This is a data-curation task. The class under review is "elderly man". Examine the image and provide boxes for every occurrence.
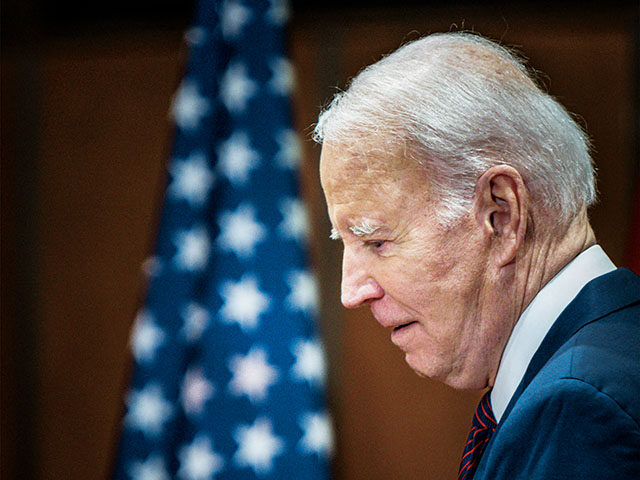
[315,32,639,479]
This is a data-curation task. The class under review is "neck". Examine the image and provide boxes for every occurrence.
[481,208,595,389]
[515,207,596,325]
[457,206,597,390]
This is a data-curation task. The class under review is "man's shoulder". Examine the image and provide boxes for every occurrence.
[562,300,640,416]
[525,281,640,421]
[525,303,640,426]
[481,369,640,479]
[558,267,640,416]
[475,270,640,479]
[501,267,640,419]
[480,314,640,479]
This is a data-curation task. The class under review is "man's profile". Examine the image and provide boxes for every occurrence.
[314,32,639,479]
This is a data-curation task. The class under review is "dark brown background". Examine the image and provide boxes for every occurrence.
[2,2,639,479]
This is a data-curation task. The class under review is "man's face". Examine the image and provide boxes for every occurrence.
[320,143,502,390]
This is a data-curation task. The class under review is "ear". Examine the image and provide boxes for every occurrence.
[474,165,528,267]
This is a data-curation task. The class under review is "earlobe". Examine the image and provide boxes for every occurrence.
[474,165,528,267]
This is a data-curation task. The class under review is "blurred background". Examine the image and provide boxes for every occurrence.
[2,1,639,479]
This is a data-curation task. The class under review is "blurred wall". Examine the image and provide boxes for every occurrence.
[292,5,639,479]
[2,28,186,479]
[2,2,638,480]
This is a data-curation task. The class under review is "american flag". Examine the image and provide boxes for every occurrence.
[112,1,333,478]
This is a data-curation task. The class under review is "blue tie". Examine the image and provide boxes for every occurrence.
[458,391,497,480]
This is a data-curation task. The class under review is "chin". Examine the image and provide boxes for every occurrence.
[405,353,487,391]
[404,353,449,383]
[443,375,488,391]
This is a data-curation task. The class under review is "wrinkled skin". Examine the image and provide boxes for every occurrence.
[320,143,518,390]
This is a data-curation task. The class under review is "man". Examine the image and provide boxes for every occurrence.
[314,32,639,479]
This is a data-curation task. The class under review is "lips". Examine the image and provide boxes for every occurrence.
[371,311,417,331]
[393,321,418,331]
[390,320,420,349]
[369,304,419,333]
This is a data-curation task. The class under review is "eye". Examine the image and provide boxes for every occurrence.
[365,240,385,249]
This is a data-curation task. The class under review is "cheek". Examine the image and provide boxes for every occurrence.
[400,260,482,338]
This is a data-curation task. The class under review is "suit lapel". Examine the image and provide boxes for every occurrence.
[497,267,640,428]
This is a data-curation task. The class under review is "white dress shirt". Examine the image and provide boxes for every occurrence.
[490,245,616,422]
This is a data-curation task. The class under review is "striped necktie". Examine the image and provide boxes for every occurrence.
[458,391,497,480]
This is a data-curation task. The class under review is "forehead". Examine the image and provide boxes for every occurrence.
[319,143,428,202]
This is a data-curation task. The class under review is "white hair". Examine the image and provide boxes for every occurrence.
[314,32,596,227]
[329,220,380,240]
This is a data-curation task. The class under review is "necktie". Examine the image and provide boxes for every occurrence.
[458,391,497,480]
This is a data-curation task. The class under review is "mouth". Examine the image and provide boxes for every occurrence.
[390,321,420,349]
[393,321,418,332]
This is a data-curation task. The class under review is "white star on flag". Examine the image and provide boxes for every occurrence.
[298,412,334,457]
[131,309,166,364]
[285,270,319,313]
[181,367,215,416]
[114,0,333,476]
[233,417,284,475]
[141,256,163,278]
[269,57,295,96]
[228,348,279,403]
[171,80,210,132]
[125,384,173,438]
[220,62,257,113]
[184,26,207,47]
[128,454,171,480]
[219,275,270,331]
[217,203,266,258]
[220,0,252,40]
[291,338,327,386]
[266,0,289,25]
[177,436,224,480]
[181,302,210,342]
[174,225,211,271]
[217,131,260,186]
[169,151,215,207]
[274,128,301,169]
[278,198,309,242]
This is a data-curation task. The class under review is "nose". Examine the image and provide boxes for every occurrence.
[341,249,384,308]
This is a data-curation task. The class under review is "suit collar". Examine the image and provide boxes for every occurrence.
[490,246,615,422]
[497,267,640,425]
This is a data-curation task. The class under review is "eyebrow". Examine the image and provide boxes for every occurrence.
[329,220,382,240]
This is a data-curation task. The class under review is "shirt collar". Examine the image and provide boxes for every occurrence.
[490,245,616,422]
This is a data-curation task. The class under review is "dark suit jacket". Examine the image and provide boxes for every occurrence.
[474,268,640,479]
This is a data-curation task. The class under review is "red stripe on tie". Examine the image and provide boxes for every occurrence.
[459,436,490,464]
[480,397,496,426]
[458,391,496,480]
[464,426,490,449]
[458,438,490,480]
[474,411,488,429]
